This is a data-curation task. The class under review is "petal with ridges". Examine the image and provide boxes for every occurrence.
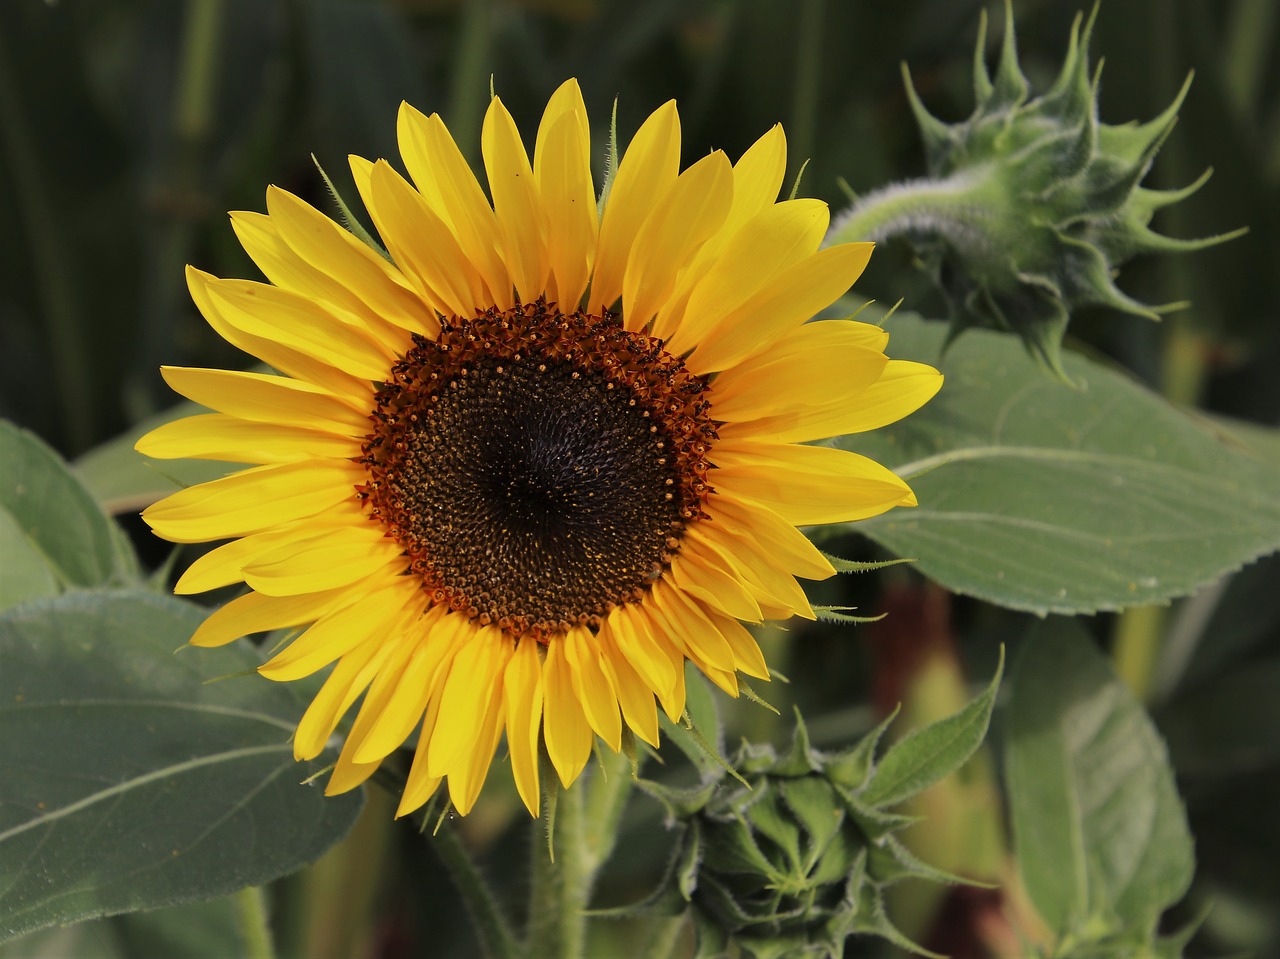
[563,627,621,751]
[503,637,545,816]
[293,630,397,759]
[595,625,659,747]
[137,413,357,465]
[426,626,511,775]
[542,638,594,787]
[606,602,676,701]
[243,526,404,596]
[366,160,486,317]
[175,509,369,594]
[262,187,433,336]
[731,359,944,443]
[448,689,506,815]
[622,151,733,332]
[710,342,887,427]
[204,278,393,382]
[398,105,512,310]
[648,578,737,673]
[708,610,770,680]
[535,107,596,308]
[667,540,762,623]
[143,460,365,543]
[482,97,549,304]
[188,586,349,648]
[684,522,813,619]
[397,694,446,817]
[686,242,874,374]
[661,199,829,349]
[157,365,368,435]
[589,100,681,314]
[714,439,916,526]
[709,493,835,583]
[260,578,412,681]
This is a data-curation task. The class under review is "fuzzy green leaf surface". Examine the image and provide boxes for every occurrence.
[0,423,139,612]
[1004,620,1193,943]
[0,591,362,943]
[841,315,1280,614]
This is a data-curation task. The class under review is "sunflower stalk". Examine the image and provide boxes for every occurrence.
[528,778,591,959]
[233,885,277,959]
[432,823,521,959]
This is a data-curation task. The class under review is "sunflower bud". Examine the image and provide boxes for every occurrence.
[638,702,994,959]
[828,2,1238,379]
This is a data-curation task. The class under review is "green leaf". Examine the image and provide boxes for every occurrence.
[860,648,1003,808]
[0,422,138,611]
[72,405,234,516]
[841,315,1280,614]
[0,590,363,943]
[1005,620,1193,942]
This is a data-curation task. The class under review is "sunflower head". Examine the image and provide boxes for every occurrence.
[136,79,941,819]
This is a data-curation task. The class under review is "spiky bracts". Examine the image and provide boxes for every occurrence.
[830,2,1239,379]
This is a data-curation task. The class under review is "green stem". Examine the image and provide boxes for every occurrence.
[1112,603,1164,703]
[826,167,999,247]
[235,886,276,959]
[528,775,591,959]
[433,821,522,959]
[582,747,636,872]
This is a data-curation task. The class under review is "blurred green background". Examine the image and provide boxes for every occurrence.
[2,0,1278,956]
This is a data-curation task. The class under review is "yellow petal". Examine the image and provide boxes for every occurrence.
[261,187,434,336]
[325,746,382,796]
[710,342,887,427]
[648,578,737,673]
[707,610,770,680]
[142,460,365,543]
[157,365,369,435]
[595,624,659,747]
[243,525,404,596]
[503,636,545,816]
[683,522,813,620]
[366,160,485,317]
[397,105,512,309]
[709,493,835,583]
[136,413,357,464]
[535,97,596,308]
[725,124,787,232]
[260,577,412,681]
[563,627,621,751]
[293,629,398,760]
[447,686,506,815]
[426,625,511,775]
[734,359,944,443]
[542,636,593,787]
[482,97,549,304]
[588,100,680,314]
[188,586,349,648]
[661,199,830,350]
[175,510,369,594]
[667,538,762,623]
[622,151,732,332]
[396,694,446,817]
[186,267,373,401]
[203,277,393,382]
[686,242,874,374]
[605,601,676,702]
[713,439,916,526]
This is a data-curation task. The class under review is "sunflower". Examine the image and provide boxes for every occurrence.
[137,79,942,818]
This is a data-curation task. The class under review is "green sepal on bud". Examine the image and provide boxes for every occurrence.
[628,653,1003,959]
[828,1,1241,380]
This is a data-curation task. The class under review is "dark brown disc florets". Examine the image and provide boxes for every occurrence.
[359,299,717,642]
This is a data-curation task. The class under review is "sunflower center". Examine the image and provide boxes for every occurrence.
[360,300,716,641]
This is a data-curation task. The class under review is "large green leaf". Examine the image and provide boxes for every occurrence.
[1004,620,1193,941]
[840,316,1280,614]
[0,422,138,611]
[0,590,363,943]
